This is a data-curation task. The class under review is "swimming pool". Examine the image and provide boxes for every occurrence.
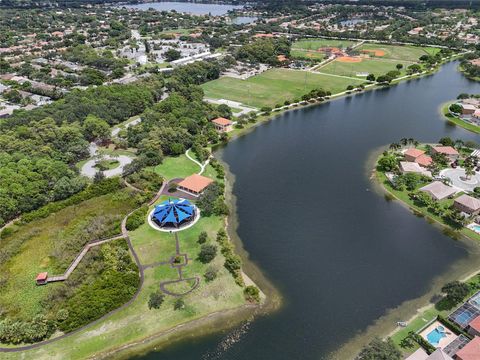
[470,292,480,309]
[427,326,446,346]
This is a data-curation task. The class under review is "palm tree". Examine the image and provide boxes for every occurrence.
[454,139,464,149]
[465,164,476,180]
[408,138,415,147]
[400,138,408,147]
[389,142,401,151]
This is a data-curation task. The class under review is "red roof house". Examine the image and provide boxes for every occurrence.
[177,174,213,196]
[456,336,480,360]
[415,154,433,167]
[212,117,233,133]
[432,146,459,162]
[404,148,425,162]
[468,316,480,336]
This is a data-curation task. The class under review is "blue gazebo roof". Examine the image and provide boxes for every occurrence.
[152,199,195,226]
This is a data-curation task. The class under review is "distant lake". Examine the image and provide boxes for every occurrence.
[120,1,243,15]
[339,18,367,26]
[232,16,257,24]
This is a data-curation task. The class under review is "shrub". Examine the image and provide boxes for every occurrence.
[198,231,208,244]
[224,254,242,273]
[148,291,165,309]
[173,298,185,310]
[204,266,218,282]
[126,206,148,231]
[198,244,217,263]
[244,285,260,303]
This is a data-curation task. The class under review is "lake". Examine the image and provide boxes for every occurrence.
[133,62,480,359]
[120,1,242,15]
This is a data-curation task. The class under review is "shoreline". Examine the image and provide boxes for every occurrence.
[0,54,461,360]
[438,99,480,135]
[330,146,480,359]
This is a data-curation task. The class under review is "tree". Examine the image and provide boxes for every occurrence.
[366,73,375,81]
[198,244,217,263]
[377,154,398,172]
[441,281,469,305]
[465,159,476,180]
[449,103,462,114]
[396,63,403,70]
[439,137,455,147]
[148,291,165,309]
[82,115,110,142]
[164,49,181,62]
[357,337,401,360]
[4,89,22,104]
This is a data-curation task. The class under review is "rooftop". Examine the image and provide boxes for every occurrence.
[212,117,233,126]
[420,181,456,200]
[455,194,480,212]
[433,146,459,156]
[416,154,433,167]
[404,148,425,158]
[178,174,213,194]
[456,336,480,360]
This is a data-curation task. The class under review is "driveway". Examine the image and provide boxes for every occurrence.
[440,167,480,192]
[81,155,134,178]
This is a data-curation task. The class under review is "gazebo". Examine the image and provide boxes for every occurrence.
[151,199,196,230]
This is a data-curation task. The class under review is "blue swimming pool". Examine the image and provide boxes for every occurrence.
[426,326,446,346]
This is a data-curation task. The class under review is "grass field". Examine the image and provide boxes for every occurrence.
[202,68,364,108]
[319,58,409,77]
[0,188,140,320]
[291,49,325,60]
[154,154,200,180]
[293,38,358,50]
[357,43,440,62]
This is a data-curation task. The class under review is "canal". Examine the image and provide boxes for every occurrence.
[134,62,480,359]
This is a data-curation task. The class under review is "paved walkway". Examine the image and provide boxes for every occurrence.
[81,155,134,178]
[204,98,258,116]
[440,167,480,192]
[111,117,142,138]
[185,148,210,175]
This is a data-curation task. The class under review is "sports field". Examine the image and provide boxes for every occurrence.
[293,38,358,50]
[356,43,440,62]
[202,68,364,108]
[291,38,359,60]
[319,57,408,77]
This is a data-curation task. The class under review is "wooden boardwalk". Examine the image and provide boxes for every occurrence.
[47,235,125,283]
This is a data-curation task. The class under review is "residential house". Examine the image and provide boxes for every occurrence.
[455,336,480,360]
[212,117,233,133]
[399,161,432,177]
[432,146,459,162]
[454,194,480,215]
[468,316,480,337]
[460,103,477,115]
[404,148,433,167]
[419,181,456,200]
[405,348,454,360]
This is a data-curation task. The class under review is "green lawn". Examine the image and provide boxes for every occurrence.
[292,38,358,50]
[320,58,409,77]
[202,68,364,108]
[291,49,325,60]
[1,155,250,360]
[357,43,440,62]
[154,154,200,180]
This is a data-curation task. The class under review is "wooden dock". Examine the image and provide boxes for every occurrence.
[46,235,125,283]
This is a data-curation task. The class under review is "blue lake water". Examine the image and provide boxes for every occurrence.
[133,62,480,359]
[120,1,242,15]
